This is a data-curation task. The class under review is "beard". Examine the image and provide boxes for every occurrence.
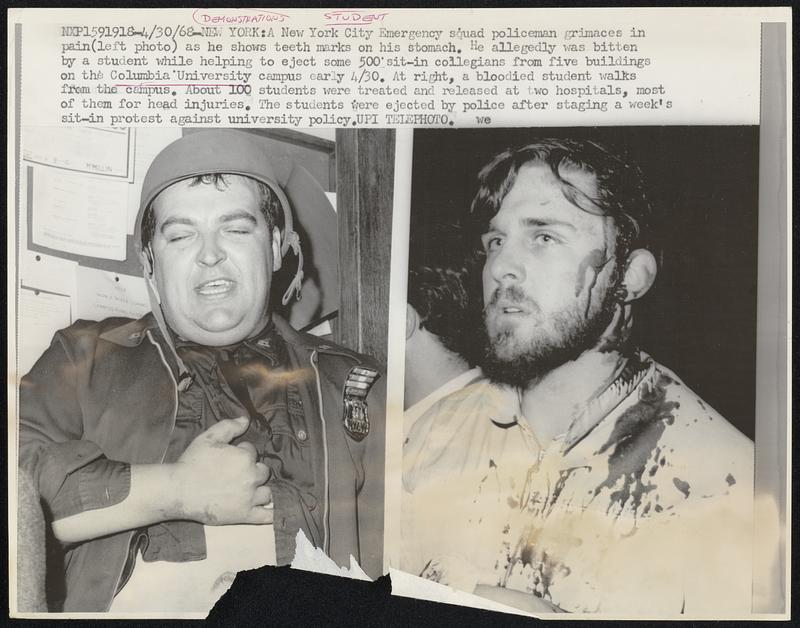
[480,284,618,388]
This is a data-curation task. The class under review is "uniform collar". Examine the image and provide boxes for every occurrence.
[98,311,374,365]
[272,314,375,364]
[99,313,159,347]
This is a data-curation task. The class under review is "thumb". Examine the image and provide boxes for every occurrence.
[202,416,250,444]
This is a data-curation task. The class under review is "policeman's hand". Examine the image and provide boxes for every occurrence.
[172,416,273,525]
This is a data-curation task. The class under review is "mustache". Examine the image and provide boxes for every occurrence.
[484,285,538,314]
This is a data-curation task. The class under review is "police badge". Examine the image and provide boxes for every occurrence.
[342,366,378,441]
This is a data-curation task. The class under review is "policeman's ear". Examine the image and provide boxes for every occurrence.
[621,248,657,302]
[140,246,162,305]
[406,304,420,340]
[140,246,154,276]
[271,227,282,272]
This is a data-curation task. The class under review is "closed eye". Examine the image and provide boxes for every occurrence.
[165,232,193,243]
[222,218,257,236]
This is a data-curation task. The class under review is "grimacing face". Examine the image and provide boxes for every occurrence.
[481,162,619,383]
[147,175,281,346]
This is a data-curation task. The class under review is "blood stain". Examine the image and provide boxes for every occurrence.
[592,372,678,516]
[672,477,690,498]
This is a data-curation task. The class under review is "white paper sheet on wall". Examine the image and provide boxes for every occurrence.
[126,128,184,234]
[17,287,72,377]
[20,250,78,297]
[74,266,150,322]
[31,165,129,260]
[22,127,132,179]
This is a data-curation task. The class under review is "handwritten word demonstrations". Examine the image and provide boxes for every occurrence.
[57,21,673,126]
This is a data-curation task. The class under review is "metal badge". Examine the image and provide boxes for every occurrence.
[342,366,378,442]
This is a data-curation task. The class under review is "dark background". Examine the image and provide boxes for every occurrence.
[409,127,759,440]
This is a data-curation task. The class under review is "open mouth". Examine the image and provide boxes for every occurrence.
[195,278,235,297]
[494,300,528,315]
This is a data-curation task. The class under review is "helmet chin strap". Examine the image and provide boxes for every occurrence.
[280,228,304,305]
[143,247,194,390]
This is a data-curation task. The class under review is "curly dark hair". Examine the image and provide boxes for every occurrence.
[470,138,656,266]
[408,224,484,365]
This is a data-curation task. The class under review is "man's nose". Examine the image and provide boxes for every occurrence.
[488,242,525,285]
[197,234,226,267]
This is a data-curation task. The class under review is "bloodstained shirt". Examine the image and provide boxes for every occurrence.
[402,352,754,616]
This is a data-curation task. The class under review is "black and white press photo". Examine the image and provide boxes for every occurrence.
[400,127,778,615]
[8,7,789,622]
[14,127,394,613]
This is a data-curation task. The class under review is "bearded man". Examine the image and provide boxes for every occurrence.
[401,139,753,616]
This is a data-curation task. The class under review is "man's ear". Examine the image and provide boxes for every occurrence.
[140,247,154,276]
[140,247,162,305]
[406,304,419,340]
[271,227,282,272]
[622,248,657,302]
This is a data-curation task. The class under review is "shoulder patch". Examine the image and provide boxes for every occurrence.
[342,366,379,442]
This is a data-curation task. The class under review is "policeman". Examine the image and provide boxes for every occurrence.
[19,130,385,612]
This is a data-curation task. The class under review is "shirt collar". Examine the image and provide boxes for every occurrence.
[485,352,655,453]
[172,318,276,351]
[98,312,281,361]
[484,383,525,429]
[562,351,654,452]
[98,311,377,369]
[98,313,159,347]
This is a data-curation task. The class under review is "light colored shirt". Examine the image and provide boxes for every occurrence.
[401,353,754,616]
[404,367,483,436]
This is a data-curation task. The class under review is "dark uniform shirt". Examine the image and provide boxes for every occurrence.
[141,322,314,563]
[21,313,385,611]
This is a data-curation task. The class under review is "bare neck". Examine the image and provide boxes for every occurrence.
[519,347,626,448]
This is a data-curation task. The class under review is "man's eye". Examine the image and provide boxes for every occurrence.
[166,233,192,243]
[483,236,503,251]
[534,233,558,245]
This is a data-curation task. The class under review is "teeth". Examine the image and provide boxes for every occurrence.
[503,307,522,313]
[197,279,232,295]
